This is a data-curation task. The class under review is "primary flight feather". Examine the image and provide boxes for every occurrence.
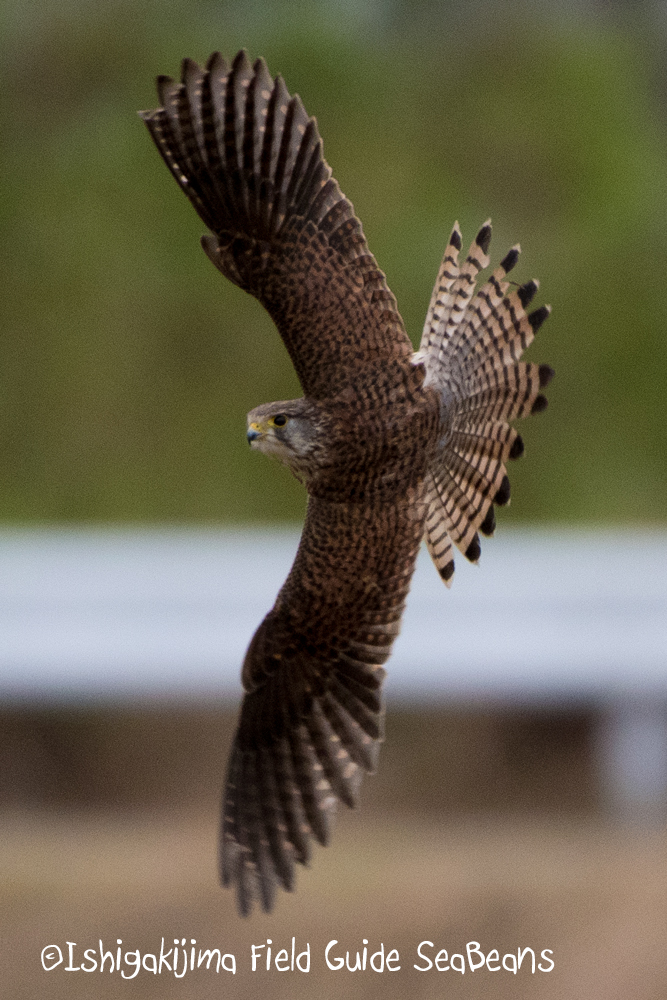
[140,49,553,916]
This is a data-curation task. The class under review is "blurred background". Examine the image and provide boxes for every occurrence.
[2,0,667,996]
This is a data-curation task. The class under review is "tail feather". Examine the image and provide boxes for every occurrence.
[446,443,507,507]
[445,249,521,366]
[420,223,463,359]
[431,468,486,559]
[419,223,493,366]
[449,270,531,367]
[420,222,552,581]
[459,361,546,422]
[424,473,456,584]
[438,223,491,355]
[450,421,520,463]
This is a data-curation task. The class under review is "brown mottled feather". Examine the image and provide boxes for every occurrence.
[141,49,553,915]
[141,52,411,400]
[221,492,426,914]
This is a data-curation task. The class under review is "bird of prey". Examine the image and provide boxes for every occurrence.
[141,49,553,916]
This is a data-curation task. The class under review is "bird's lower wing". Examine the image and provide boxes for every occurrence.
[140,50,412,399]
[221,491,425,916]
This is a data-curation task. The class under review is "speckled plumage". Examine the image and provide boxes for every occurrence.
[141,50,553,916]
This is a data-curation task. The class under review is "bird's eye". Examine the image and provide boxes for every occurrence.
[272,414,288,427]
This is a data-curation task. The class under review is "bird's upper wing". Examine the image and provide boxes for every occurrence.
[141,50,413,399]
[221,490,424,916]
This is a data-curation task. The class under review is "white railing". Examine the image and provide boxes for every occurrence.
[1,527,666,815]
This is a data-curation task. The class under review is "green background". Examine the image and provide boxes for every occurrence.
[2,0,666,524]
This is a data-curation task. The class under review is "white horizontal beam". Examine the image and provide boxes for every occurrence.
[1,527,665,703]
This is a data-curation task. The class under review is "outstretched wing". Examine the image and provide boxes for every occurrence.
[221,491,424,916]
[140,50,412,399]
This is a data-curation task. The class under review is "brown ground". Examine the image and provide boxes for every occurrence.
[2,704,666,998]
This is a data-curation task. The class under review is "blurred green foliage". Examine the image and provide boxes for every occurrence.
[1,0,666,523]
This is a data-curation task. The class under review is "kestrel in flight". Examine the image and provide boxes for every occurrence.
[141,49,553,916]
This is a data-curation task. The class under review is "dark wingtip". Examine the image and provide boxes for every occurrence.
[528,304,551,332]
[509,434,525,460]
[539,363,555,388]
[236,879,251,918]
[261,876,277,914]
[232,48,251,71]
[476,222,492,255]
[494,474,511,506]
[281,867,296,893]
[479,506,496,537]
[531,394,548,414]
[206,51,219,70]
[500,246,520,273]
[518,280,539,309]
[450,226,462,251]
[440,559,455,582]
[464,533,481,563]
[180,57,200,83]
[156,74,175,107]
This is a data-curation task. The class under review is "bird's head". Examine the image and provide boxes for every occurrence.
[246,399,326,480]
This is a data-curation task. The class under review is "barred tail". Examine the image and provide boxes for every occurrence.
[420,222,553,585]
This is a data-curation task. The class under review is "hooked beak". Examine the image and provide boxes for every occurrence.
[247,422,263,445]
